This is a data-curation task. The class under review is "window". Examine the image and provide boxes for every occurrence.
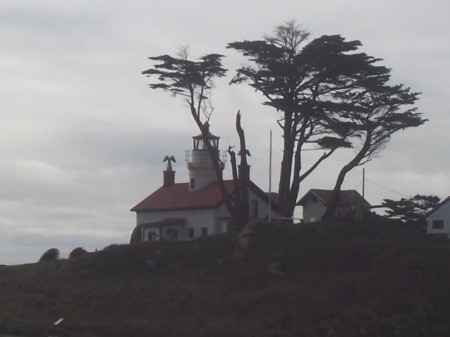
[194,138,218,150]
[188,227,195,239]
[432,220,444,229]
[201,227,208,237]
[190,178,195,190]
[250,199,258,218]
[147,232,157,241]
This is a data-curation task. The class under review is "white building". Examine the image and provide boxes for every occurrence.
[130,124,279,243]
[297,189,371,223]
[426,196,450,238]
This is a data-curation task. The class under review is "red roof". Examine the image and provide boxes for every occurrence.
[297,189,370,207]
[131,180,278,212]
[193,121,219,140]
[131,180,235,212]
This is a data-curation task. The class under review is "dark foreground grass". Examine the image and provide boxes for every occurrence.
[0,220,449,337]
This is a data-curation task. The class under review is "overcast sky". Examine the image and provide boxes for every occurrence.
[1,0,449,265]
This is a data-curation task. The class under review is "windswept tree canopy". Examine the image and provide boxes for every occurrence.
[322,82,424,165]
[382,194,441,223]
[142,49,227,122]
[320,68,425,219]
[142,23,427,223]
[142,49,229,182]
[228,21,393,217]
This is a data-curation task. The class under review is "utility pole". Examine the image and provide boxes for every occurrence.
[362,168,365,198]
[268,129,272,223]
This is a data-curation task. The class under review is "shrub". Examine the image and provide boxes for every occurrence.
[69,247,87,259]
[39,248,59,262]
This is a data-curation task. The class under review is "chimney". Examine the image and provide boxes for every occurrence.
[163,155,176,186]
[163,170,175,186]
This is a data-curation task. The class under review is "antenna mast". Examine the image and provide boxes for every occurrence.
[362,168,365,198]
[268,129,272,223]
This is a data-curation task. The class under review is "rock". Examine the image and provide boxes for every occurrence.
[39,248,60,262]
[266,267,285,277]
[232,220,261,257]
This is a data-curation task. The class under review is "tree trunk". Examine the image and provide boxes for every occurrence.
[195,109,250,230]
[227,111,250,230]
[278,111,295,218]
[228,148,242,230]
[236,111,250,227]
[321,167,349,219]
[322,133,372,219]
[285,132,303,219]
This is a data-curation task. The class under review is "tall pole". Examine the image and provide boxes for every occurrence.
[268,129,272,223]
[362,168,365,198]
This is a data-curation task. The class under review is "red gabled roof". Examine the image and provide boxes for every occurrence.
[297,189,371,208]
[131,180,236,212]
[131,179,279,212]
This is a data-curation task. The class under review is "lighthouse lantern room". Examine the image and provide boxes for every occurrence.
[185,122,226,191]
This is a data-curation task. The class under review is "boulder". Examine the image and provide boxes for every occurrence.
[232,220,261,257]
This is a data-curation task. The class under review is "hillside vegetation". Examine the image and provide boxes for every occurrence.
[0,220,449,337]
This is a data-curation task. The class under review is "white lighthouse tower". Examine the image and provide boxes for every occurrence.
[185,122,226,191]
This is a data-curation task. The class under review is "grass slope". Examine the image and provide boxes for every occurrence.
[0,220,449,337]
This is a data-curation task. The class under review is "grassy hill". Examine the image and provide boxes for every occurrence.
[1,219,449,337]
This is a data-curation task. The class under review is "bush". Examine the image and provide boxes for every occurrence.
[69,247,87,259]
[38,248,60,262]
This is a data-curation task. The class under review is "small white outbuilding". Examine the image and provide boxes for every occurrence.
[297,189,371,223]
[426,196,450,238]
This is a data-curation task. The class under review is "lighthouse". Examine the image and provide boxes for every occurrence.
[185,122,226,191]
[131,121,279,243]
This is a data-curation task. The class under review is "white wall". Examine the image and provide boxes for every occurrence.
[135,188,279,242]
[302,197,326,223]
[249,188,280,221]
[427,200,450,238]
[216,189,280,221]
[137,207,218,241]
